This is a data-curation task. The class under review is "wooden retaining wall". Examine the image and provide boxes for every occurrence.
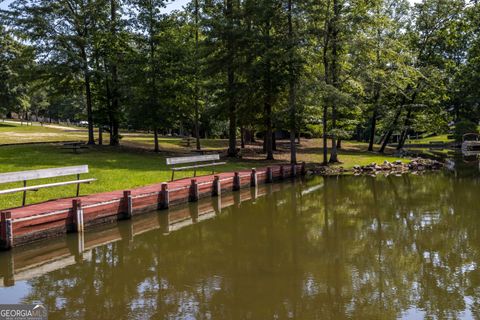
[0,163,306,250]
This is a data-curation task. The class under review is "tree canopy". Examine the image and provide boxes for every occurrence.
[1,0,479,162]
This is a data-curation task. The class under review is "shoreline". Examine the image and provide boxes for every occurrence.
[309,158,444,176]
[0,164,305,251]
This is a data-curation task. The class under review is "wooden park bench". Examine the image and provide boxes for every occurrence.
[166,154,226,181]
[61,142,89,153]
[0,165,96,207]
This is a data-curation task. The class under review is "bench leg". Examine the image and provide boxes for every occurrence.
[171,170,175,181]
[22,181,27,206]
[76,174,80,197]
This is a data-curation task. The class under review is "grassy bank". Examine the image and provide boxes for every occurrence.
[0,144,270,209]
[0,142,403,209]
[0,124,409,209]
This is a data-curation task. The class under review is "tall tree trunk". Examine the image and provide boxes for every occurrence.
[329,0,340,163]
[240,126,245,149]
[194,0,201,151]
[368,107,378,151]
[379,103,404,153]
[322,104,328,165]
[329,102,338,163]
[226,0,237,157]
[103,59,113,145]
[369,3,382,152]
[154,127,159,153]
[109,0,120,146]
[265,102,273,160]
[272,132,277,151]
[383,87,418,152]
[288,0,297,164]
[322,0,331,165]
[81,46,95,145]
[397,107,412,150]
[99,126,103,145]
[148,4,159,152]
[264,22,274,161]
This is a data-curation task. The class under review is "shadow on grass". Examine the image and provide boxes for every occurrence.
[0,123,18,128]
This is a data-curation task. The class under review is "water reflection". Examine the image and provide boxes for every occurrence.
[1,171,480,319]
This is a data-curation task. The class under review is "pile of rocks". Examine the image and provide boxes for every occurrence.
[310,166,345,176]
[352,158,443,176]
[407,158,443,171]
[309,158,443,177]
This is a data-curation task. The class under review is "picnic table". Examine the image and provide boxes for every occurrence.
[61,142,89,153]
[181,136,195,148]
[191,149,219,155]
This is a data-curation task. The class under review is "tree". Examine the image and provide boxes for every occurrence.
[0,23,31,118]
[7,0,101,144]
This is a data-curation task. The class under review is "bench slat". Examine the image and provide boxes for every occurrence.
[166,154,220,165]
[172,162,226,171]
[0,165,89,184]
[0,178,97,195]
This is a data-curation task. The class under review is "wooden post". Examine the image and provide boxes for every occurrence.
[1,212,13,250]
[301,162,306,175]
[22,180,27,206]
[124,191,133,218]
[189,179,199,202]
[212,176,221,197]
[160,183,169,209]
[76,174,81,197]
[251,168,257,187]
[291,164,297,178]
[72,199,84,233]
[266,167,273,183]
[233,172,240,191]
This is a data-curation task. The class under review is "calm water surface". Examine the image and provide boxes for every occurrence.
[1,161,480,319]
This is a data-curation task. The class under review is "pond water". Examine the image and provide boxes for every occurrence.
[1,160,480,319]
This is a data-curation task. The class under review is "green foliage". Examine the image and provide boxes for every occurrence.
[0,0,479,159]
[454,119,478,142]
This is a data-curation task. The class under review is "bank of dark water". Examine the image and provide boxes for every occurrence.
[1,159,480,319]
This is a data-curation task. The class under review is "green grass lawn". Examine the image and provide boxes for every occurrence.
[0,122,86,144]
[405,134,453,144]
[0,124,412,210]
[0,144,269,210]
[272,139,404,169]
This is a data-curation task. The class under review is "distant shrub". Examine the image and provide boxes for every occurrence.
[302,131,313,139]
[454,120,479,142]
[305,124,323,138]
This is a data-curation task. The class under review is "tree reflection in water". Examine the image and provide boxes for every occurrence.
[2,171,480,319]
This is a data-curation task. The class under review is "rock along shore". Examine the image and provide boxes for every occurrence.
[310,158,444,176]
